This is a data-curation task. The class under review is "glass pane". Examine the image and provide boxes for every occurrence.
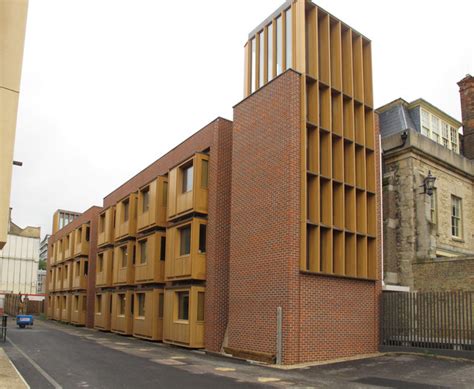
[178,292,189,320]
[259,32,264,87]
[179,226,191,256]
[182,165,194,193]
[197,292,204,321]
[276,16,283,75]
[285,8,292,69]
[267,24,273,81]
[199,224,206,254]
[139,240,147,264]
[160,236,166,261]
[251,37,256,93]
[142,188,149,212]
[123,200,129,222]
[201,160,208,189]
[121,247,128,267]
[138,294,145,316]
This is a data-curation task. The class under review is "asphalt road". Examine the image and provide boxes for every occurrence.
[3,318,264,389]
[3,317,474,389]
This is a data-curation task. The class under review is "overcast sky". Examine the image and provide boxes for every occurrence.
[11,0,474,237]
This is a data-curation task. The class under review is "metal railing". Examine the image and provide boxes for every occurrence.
[381,291,474,354]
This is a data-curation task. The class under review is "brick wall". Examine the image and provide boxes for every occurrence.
[458,75,474,159]
[228,70,302,362]
[204,119,233,352]
[228,70,380,364]
[414,257,474,291]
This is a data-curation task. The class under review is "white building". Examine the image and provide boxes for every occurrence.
[0,211,40,294]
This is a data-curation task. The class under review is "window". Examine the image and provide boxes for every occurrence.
[182,164,194,193]
[451,127,459,153]
[139,240,147,264]
[259,31,264,87]
[120,246,128,268]
[123,199,129,222]
[285,8,292,69]
[179,225,191,256]
[84,260,88,276]
[137,293,145,317]
[158,293,164,319]
[162,182,168,206]
[421,109,430,137]
[251,37,256,93]
[451,196,462,238]
[118,294,126,315]
[431,116,440,143]
[96,295,102,313]
[442,123,449,148]
[75,261,80,276]
[430,189,437,224]
[85,227,90,242]
[197,292,205,322]
[74,296,79,310]
[276,16,283,75]
[82,296,87,311]
[199,224,207,254]
[160,236,166,261]
[141,187,150,213]
[77,228,82,243]
[99,213,105,233]
[177,292,189,321]
[98,253,103,272]
[267,23,273,81]
[201,160,209,189]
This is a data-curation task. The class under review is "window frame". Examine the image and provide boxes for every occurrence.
[176,291,190,322]
[451,195,463,239]
[179,224,192,257]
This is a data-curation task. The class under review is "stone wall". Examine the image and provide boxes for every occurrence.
[383,129,474,290]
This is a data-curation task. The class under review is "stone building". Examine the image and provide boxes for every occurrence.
[379,74,474,291]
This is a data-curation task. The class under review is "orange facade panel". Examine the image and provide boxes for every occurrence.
[94,292,112,331]
[53,295,61,320]
[71,293,87,326]
[62,261,73,291]
[98,207,115,248]
[114,194,137,241]
[165,218,207,282]
[73,224,90,257]
[72,257,88,290]
[167,154,209,221]
[96,248,114,288]
[133,289,164,341]
[63,231,74,260]
[111,290,134,335]
[60,294,72,323]
[163,286,205,348]
[137,176,167,233]
[135,231,166,284]
[113,241,135,286]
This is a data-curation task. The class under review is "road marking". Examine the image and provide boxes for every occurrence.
[151,358,186,366]
[7,336,62,389]
[171,356,186,360]
[215,367,236,372]
[258,377,281,383]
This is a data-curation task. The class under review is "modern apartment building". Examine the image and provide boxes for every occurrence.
[0,210,40,294]
[0,0,29,249]
[46,0,381,365]
[380,75,474,292]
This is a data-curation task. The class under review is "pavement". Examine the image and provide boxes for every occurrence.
[0,347,27,389]
[2,317,474,388]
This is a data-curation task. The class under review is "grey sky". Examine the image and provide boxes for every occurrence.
[11,0,474,237]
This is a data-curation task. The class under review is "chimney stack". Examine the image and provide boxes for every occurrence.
[458,74,474,159]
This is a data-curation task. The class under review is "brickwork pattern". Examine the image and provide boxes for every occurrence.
[414,257,474,291]
[204,119,233,352]
[229,70,380,364]
[458,76,474,159]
